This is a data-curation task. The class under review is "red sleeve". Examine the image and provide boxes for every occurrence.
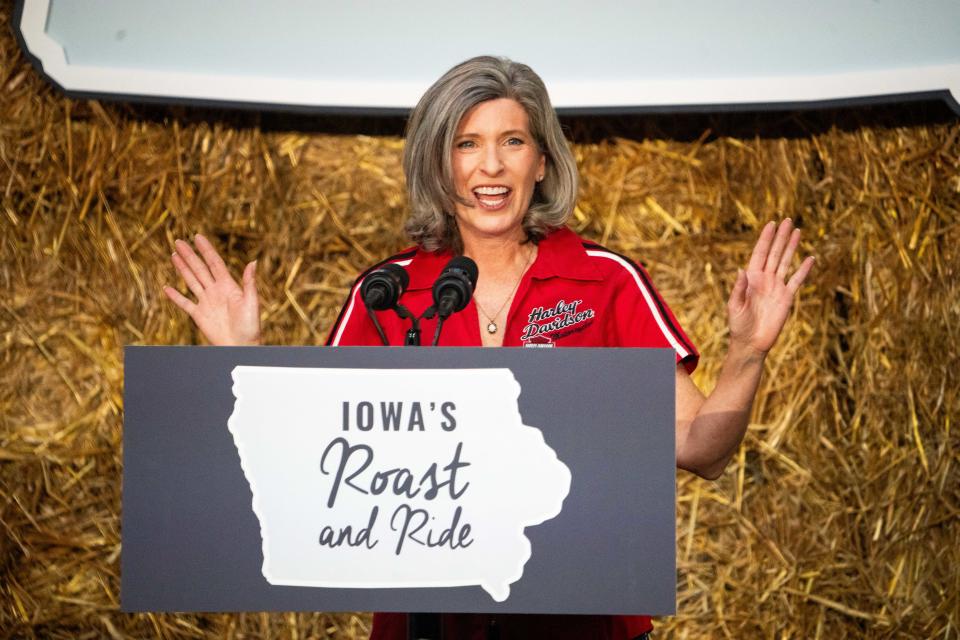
[609,256,699,374]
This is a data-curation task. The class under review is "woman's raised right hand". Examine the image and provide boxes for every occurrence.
[163,234,261,346]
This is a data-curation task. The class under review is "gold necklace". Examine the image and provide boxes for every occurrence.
[475,246,536,335]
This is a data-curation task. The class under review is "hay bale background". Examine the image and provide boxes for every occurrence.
[2,5,958,638]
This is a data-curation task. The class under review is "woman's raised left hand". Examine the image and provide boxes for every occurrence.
[727,219,814,357]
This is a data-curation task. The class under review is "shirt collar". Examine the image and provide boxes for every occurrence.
[403,226,603,291]
[528,226,604,282]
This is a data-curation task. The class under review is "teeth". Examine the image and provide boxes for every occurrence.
[474,186,509,195]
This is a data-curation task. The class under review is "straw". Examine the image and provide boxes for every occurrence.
[2,8,958,638]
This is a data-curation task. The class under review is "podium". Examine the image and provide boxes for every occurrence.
[122,346,677,617]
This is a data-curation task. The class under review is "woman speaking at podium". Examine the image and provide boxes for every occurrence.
[165,56,813,640]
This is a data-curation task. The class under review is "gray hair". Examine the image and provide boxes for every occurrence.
[402,56,578,252]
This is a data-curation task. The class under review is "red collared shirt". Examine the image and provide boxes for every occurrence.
[326,227,698,640]
[327,227,698,374]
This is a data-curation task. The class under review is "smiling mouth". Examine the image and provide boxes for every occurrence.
[473,186,512,209]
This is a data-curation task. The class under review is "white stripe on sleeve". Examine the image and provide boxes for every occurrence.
[585,250,690,359]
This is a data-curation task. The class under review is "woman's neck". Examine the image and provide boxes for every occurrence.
[461,233,535,283]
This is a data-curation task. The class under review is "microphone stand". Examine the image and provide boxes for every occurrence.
[392,304,422,346]
[358,272,444,639]
[400,259,475,638]
[394,304,450,347]
[420,305,446,347]
[401,308,442,639]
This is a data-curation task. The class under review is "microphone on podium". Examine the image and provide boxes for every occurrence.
[362,263,410,310]
[361,263,411,345]
[432,257,478,320]
[427,256,478,346]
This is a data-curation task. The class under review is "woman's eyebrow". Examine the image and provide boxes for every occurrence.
[455,129,529,138]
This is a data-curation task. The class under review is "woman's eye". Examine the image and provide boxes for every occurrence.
[456,140,476,149]
[506,137,524,146]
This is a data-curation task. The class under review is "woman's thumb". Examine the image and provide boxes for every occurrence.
[730,268,747,310]
[242,260,258,298]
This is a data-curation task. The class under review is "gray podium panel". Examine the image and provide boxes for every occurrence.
[122,346,676,615]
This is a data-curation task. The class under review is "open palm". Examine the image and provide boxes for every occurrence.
[728,219,814,356]
[163,234,261,346]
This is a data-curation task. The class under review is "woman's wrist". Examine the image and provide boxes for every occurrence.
[725,338,767,368]
[714,340,767,394]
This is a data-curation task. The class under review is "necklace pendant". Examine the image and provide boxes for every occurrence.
[486,322,498,334]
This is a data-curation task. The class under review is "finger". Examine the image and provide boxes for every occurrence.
[764,219,794,273]
[785,256,816,296]
[174,238,215,288]
[163,285,197,316]
[775,228,802,280]
[171,251,205,298]
[242,260,258,302]
[194,233,232,282]
[747,221,776,272]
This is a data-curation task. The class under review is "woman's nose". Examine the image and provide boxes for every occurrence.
[480,145,504,175]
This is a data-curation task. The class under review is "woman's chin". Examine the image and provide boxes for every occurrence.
[458,221,526,245]
[455,207,526,243]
